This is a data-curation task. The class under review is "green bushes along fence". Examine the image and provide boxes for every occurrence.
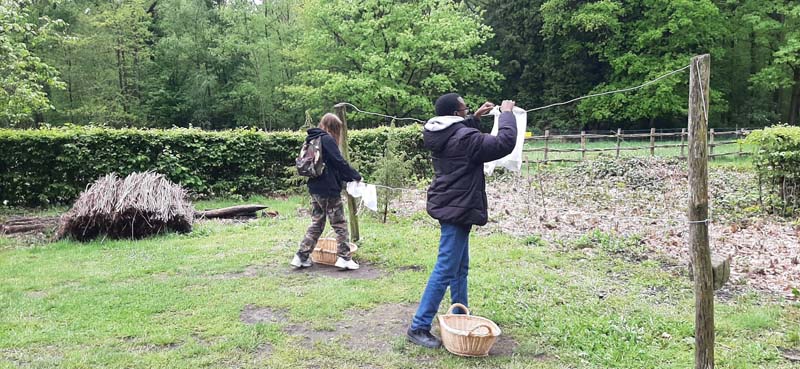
[0,125,427,206]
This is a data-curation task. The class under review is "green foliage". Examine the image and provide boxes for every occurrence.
[744,124,800,216]
[0,125,427,206]
[0,0,66,126]
[540,0,726,127]
[281,0,502,128]
[369,124,415,222]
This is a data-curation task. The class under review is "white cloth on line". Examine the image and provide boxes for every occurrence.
[483,106,528,176]
[346,181,378,211]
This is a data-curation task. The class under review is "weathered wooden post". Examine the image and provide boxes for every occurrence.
[688,54,714,369]
[543,130,550,164]
[681,128,687,158]
[737,129,743,158]
[616,128,622,158]
[650,128,656,156]
[580,131,586,161]
[334,103,360,242]
[709,129,715,160]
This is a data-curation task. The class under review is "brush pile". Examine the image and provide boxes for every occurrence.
[55,172,194,241]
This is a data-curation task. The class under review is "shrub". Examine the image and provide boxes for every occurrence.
[0,125,428,206]
[744,124,800,216]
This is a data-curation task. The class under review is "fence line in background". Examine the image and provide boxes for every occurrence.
[524,128,749,163]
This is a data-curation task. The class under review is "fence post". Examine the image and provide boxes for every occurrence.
[581,131,586,161]
[681,128,686,158]
[709,129,716,160]
[616,128,622,158]
[543,129,550,164]
[737,129,743,158]
[650,128,656,156]
[333,103,360,242]
[688,54,714,369]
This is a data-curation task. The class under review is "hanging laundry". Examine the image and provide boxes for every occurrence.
[346,181,379,211]
[483,106,528,176]
[362,184,378,211]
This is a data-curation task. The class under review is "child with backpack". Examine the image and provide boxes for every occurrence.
[291,113,362,270]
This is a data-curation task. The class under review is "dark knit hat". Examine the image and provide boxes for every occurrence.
[434,93,462,116]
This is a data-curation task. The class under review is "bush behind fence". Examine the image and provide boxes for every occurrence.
[0,125,428,206]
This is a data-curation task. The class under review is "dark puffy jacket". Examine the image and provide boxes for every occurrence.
[305,128,362,197]
[423,112,517,225]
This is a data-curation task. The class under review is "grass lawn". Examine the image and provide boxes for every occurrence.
[1,195,798,368]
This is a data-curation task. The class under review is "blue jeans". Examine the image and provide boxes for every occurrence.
[411,222,471,331]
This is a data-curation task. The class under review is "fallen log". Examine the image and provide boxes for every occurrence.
[195,204,268,219]
[0,217,59,235]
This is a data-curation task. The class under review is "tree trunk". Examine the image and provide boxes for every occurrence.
[789,68,800,126]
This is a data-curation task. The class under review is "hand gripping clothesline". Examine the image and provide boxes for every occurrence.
[339,63,711,225]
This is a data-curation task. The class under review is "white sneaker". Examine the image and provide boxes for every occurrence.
[290,254,312,268]
[334,257,359,270]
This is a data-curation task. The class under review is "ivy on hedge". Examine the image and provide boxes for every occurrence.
[0,125,428,206]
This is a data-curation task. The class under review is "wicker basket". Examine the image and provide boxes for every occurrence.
[310,238,358,265]
[438,303,501,357]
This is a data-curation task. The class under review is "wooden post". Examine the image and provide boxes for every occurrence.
[709,129,715,160]
[580,131,586,161]
[650,128,656,156]
[334,103,360,242]
[681,128,686,158]
[616,128,622,158]
[688,54,713,369]
[543,130,550,164]
[737,129,743,158]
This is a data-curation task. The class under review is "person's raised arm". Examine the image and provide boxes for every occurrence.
[469,100,517,163]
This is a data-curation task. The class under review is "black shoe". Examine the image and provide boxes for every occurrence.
[406,327,442,349]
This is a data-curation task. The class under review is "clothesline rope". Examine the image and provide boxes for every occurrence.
[336,64,691,120]
[335,102,426,124]
[525,65,691,112]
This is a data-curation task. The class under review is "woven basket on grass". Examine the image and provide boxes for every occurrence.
[438,303,501,357]
[310,238,358,265]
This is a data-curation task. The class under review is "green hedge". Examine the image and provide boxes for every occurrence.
[744,124,800,216]
[0,125,428,206]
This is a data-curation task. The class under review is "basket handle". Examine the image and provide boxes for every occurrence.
[446,303,471,315]
[467,324,493,337]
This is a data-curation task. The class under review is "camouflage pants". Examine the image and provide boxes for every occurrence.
[297,194,352,261]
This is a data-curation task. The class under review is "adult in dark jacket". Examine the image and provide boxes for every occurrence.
[407,93,517,348]
[291,113,362,270]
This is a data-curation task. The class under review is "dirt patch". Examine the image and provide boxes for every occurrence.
[240,303,416,354]
[239,302,532,359]
[283,262,385,280]
[25,290,48,299]
[240,304,289,325]
[208,265,263,280]
[255,343,273,360]
[397,265,424,272]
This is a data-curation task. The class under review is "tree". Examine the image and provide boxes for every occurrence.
[539,0,726,129]
[749,1,800,125]
[0,0,65,127]
[282,0,502,128]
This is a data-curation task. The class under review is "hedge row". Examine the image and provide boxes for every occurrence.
[0,125,428,206]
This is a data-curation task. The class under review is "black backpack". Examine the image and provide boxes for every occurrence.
[296,137,325,177]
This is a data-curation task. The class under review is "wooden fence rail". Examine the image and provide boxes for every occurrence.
[524,128,749,163]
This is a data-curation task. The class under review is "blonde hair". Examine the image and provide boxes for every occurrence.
[319,113,343,145]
